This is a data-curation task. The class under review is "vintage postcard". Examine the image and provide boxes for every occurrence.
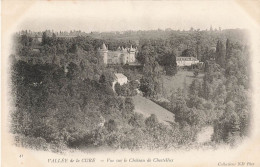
[2,0,260,167]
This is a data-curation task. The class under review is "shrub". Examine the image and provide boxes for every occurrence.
[193,69,199,77]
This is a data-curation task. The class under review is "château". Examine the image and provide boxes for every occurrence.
[98,43,137,65]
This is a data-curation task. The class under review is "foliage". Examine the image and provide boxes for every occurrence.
[114,82,138,97]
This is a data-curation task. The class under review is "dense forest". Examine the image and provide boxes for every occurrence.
[11,28,250,152]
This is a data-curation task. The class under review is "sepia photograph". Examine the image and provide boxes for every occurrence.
[2,0,260,167]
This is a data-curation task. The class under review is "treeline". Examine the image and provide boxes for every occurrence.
[16,28,248,58]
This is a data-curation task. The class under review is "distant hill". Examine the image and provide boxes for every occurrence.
[132,95,175,126]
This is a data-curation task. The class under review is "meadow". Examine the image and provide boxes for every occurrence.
[161,70,204,98]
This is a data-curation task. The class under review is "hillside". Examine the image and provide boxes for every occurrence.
[132,95,175,126]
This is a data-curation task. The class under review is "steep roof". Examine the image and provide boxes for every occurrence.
[115,73,127,80]
[101,43,107,50]
[130,45,136,52]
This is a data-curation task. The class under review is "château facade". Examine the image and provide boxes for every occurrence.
[98,43,137,65]
[176,57,199,66]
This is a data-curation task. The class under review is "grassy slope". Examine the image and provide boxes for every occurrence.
[132,95,174,126]
[162,70,204,98]
[132,70,204,126]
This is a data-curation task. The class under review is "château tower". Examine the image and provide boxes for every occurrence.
[98,43,108,64]
[129,45,136,62]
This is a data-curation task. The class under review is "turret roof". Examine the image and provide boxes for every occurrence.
[115,73,127,80]
[130,45,136,51]
[101,43,107,50]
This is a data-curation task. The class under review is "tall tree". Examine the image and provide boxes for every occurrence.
[164,51,177,76]
[42,31,48,45]
[215,40,226,68]
[226,39,232,60]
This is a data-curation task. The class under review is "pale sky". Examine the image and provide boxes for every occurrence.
[17,1,254,32]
